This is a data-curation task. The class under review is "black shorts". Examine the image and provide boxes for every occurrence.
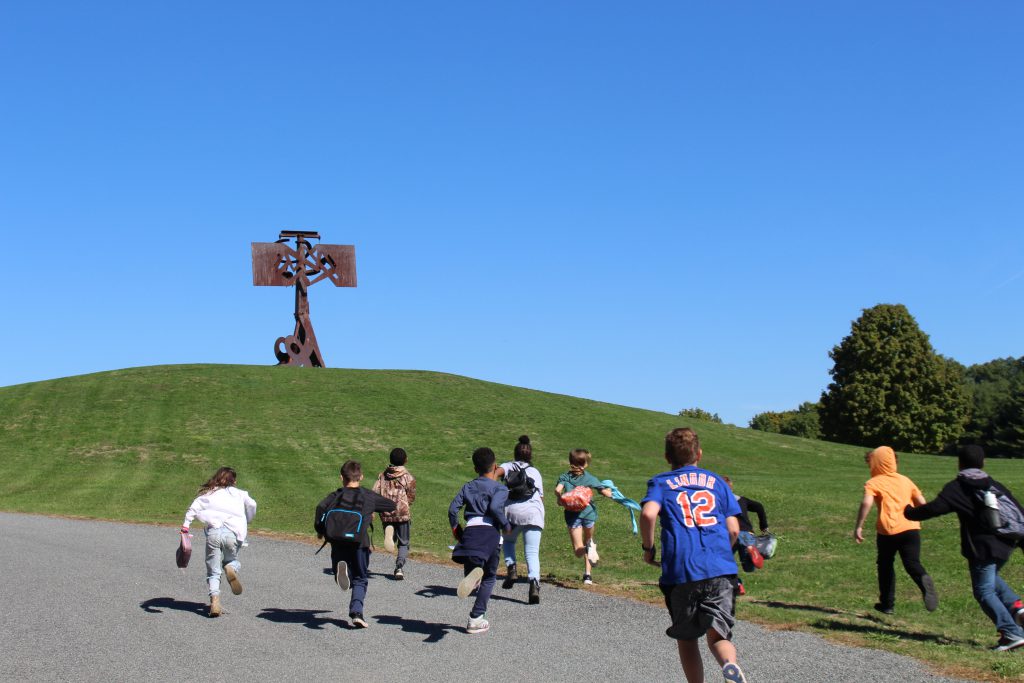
[660,576,737,641]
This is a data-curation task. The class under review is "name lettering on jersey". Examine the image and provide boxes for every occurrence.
[666,472,717,491]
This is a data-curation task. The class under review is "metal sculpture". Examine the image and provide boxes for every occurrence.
[251,230,357,367]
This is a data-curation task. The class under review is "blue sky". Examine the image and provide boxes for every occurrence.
[2,2,1021,426]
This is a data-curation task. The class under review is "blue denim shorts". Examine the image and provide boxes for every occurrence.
[566,516,595,529]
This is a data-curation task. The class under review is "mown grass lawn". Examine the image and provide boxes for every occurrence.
[2,364,1023,680]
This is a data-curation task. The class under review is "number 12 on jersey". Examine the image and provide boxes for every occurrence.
[675,490,718,527]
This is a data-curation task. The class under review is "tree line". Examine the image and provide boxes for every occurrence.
[746,304,1024,457]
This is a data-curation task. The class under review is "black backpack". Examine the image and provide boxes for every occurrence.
[968,484,1024,542]
[318,488,366,546]
[505,464,537,502]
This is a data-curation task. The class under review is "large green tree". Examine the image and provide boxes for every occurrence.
[819,304,968,452]
[961,357,1024,456]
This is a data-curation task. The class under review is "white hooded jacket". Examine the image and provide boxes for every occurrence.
[182,486,257,542]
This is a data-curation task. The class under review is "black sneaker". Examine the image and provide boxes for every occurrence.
[874,602,894,615]
[920,574,938,612]
[992,633,1024,651]
[350,613,369,628]
[529,579,540,605]
[582,574,593,586]
[502,563,517,589]
[394,566,405,580]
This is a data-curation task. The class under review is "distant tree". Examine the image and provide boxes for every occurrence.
[678,407,723,423]
[990,387,1024,458]
[819,304,969,452]
[749,402,821,440]
[961,357,1024,455]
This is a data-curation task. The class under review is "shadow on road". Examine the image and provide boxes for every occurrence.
[140,597,208,616]
[415,584,527,605]
[374,614,459,642]
[257,607,349,630]
[749,599,887,623]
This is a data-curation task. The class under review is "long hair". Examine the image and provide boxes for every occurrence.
[198,467,237,495]
[514,435,533,463]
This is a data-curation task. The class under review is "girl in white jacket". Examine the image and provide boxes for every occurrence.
[181,467,257,617]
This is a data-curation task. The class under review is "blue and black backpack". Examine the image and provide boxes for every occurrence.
[316,488,366,552]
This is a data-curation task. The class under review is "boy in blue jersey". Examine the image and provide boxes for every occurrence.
[641,427,748,683]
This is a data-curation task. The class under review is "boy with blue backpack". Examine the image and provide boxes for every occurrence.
[314,460,396,628]
[904,445,1024,652]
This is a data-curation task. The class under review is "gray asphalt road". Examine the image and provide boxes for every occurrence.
[0,513,970,682]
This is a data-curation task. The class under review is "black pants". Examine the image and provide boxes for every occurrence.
[876,529,928,608]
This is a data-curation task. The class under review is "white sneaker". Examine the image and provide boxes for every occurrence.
[335,561,350,591]
[467,615,490,634]
[587,541,600,565]
[384,525,396,553]
[722,662,748,682]
[458,567,484,598]
[224,565,243,595]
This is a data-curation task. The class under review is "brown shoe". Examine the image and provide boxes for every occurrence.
[209,594,222,617]
[225,565,243,595]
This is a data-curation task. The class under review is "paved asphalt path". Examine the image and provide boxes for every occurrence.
[0,513,970,682]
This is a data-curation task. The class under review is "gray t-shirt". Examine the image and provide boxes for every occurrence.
[500,461,545,529]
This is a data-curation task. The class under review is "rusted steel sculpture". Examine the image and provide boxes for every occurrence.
[251,231,357,367]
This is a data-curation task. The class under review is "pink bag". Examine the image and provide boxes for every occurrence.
[176,531,192,568]
[560,486,593,512]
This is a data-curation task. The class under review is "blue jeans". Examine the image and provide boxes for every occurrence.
[969,559,1024,638]
[503,525,542,580]
[205,527,242,596]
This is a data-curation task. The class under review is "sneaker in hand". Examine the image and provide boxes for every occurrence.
[746,545,764,570]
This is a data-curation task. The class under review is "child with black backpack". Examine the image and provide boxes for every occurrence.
[372,447,417,580]
[314,460,396,628]
[496,435,545,604]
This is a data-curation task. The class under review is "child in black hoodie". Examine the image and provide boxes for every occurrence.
[904,445,1024,651]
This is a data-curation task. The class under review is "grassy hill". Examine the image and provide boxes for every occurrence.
[2,364,1023,680]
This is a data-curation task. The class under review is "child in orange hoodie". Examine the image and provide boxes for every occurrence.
[853,446,938,615]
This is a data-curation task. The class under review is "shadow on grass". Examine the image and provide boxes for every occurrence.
[140,597,208,616]
[257,607,350,630]
[374,614,459,642]
[810,618,975,647]
[749,599,889,624]
[415,584,526,605]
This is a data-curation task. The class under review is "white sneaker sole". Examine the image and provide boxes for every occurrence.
[722,662,747,683]
[458,567,484,598]
[224,565,243,595]
[467,621,490,634]
[384,526,396,553]
[336,561,350,591]
[587,541,600,565]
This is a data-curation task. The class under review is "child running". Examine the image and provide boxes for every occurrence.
[497,435,545,604]
[554,448,613,585]
[640,428,747,683]
[448,447,510,635]
[181,466,258,618]
[314,460,396,628]
[853,446,938,615]
[372,447,417,580]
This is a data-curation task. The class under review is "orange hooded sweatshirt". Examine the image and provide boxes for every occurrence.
[864,446,922,536]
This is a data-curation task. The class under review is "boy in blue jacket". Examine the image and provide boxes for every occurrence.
[640,428,747,683]
[448,447,510,635]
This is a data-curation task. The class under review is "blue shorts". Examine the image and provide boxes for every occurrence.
[566,516,595,529]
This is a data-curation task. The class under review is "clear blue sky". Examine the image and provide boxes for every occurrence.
[2,2,1021,426]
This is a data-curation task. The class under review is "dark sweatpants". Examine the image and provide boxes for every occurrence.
[876,529,928,609]
[331,543,371,616]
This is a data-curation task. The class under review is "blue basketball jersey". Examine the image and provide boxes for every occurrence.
[642,466,740,584]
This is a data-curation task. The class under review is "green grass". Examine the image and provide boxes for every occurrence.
[2,364,1023,680]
